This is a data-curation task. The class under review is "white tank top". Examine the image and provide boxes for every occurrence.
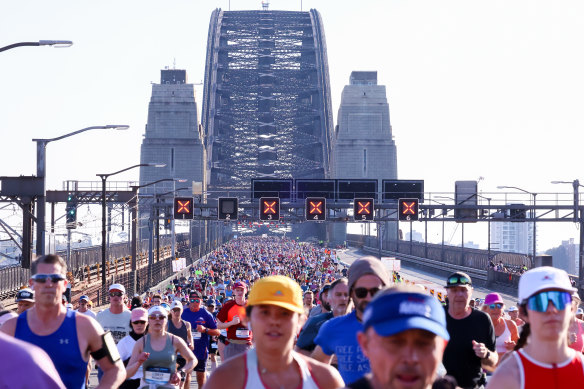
[244,349,319,389]
[496,320,512,353]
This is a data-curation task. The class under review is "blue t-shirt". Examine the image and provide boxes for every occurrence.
[181,308,217,360]
[314,311,369,385]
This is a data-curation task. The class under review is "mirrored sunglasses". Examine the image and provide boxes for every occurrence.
[527,290,572,313]
[488,303,504,309]
[190,299,200,303]
[447,275,472,287]
[31,273,66,283]
[353,287,380,299]
[109,292,123,297]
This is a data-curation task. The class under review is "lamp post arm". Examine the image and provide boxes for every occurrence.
[33,125,127,144]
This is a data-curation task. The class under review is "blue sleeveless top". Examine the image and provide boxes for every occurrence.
[15,309,88,389]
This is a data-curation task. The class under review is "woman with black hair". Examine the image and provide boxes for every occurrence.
[488,267,584,388]
[117,308,149,389]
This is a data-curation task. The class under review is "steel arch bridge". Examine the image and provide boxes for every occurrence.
[201,8,334,195]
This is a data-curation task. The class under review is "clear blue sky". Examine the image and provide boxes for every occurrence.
[1,0,583,252]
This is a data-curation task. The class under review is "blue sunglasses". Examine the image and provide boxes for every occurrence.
[526,291,572,312]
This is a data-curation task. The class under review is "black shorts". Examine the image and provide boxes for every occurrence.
[208,338,218,354]
[218,334,227,344]
[176,356,187,370]
[193,357,207,373]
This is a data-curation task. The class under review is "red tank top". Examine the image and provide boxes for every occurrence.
[515,349,584,388]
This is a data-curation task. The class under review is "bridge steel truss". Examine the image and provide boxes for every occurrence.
[202,9,334,194]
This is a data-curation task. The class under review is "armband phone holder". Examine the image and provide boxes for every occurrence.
[90,331,121,363]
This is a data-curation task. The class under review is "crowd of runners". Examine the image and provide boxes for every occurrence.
[0,235,583,389]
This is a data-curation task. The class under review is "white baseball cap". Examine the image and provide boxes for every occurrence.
[148,305,168,317]
[108,283,126,294]
[518,266,576,303]
[170,300,183,310]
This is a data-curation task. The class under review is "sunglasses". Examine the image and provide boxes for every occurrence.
[526,291,572,313]
[109,292,123,297]
[353,287,380,299]
[190,299,200,303]
[488,303,504,309]
[447,275,472,287]
[172,308,181,312]
[132,320,146,325]
[149,314,166,320]
[31,273,66,283]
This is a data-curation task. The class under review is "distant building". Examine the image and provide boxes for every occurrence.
[139,69,204,239]
[490,218,535,255]
[332,71,398,241]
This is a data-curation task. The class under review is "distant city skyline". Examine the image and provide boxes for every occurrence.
[1,0,583,253]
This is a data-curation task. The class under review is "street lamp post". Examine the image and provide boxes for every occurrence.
[33,125,129,255]
[475,194,492,261]
[0,40,73,53]
[97,163,164,287]
[498,186,537,266]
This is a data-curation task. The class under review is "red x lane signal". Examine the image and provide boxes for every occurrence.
[399,198,419,221]
[305,197,326,221]
[353,198,374,221]
[173,197,194,219]
[260,197,280,221]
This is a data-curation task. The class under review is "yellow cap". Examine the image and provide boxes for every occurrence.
[248,275,304,314]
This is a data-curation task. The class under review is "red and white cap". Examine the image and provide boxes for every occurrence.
[233,281,247,290]
[518,266,576,303]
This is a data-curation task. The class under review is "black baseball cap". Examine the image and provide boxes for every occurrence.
[445,271,472,288]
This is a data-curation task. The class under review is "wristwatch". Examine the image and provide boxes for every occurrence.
[484,351,491,359]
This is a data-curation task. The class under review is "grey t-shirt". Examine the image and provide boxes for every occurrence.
[96,309,131,344]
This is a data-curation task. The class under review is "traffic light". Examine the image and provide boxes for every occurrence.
[218,198,238,220]
[174,197,194,219]
[353,198,374,221]
[260,197,280,221]
[398,198,419,221]
[66,193,77,229]
[164,217,172,229]
[305,197,326,221]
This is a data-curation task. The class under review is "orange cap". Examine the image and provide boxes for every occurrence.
[248,275,304,314]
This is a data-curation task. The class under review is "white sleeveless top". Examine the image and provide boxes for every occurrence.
[244,349,319,389]
[495,320,512,353]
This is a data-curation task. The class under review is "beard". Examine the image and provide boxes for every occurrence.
[322,301,331,311]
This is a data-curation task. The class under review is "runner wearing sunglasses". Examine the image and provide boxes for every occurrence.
[126,305,196,388]
[118,308,149,389]
[442,271,497,388]
[0,254,126,388]
[311,256,390,385]
[489,266,584,388]
[481,292,519,365]
[181,291,219,388]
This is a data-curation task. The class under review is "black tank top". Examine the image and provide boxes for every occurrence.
[167,319,189,344]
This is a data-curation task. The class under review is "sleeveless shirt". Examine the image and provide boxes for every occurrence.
[167,319,189,344]
[142,334,177,374]
[244,348,319,389]
[15,309,88,389]
[514,348,584,389]
[495,320,512,353]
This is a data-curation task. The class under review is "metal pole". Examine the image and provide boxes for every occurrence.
[441,215,445,261]
[36,141,47,255]
[131,187,137,294]
[148,217,153,288]
[579,207,584,293]
[377,221,381,259]
[100,175,107,286]
[156,197,160,262]
[424,216,428,258]
[67,228,71,269]
[532,194,537,266]
[488,199,491,261]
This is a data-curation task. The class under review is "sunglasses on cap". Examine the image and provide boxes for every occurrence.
[109,292,123,297]
[526,290,572,313]
[132,320,146,325]
[353,287,380,299]
[31,273,66,283]
[488,303,504,310]
[447,274,472,287]
[149,314,166,320]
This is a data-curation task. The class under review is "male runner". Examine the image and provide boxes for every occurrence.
[216,281,252,360]
[15,288,35,314]
[76,295,96,318]
[0,254,125,388]
[182,291,220,388]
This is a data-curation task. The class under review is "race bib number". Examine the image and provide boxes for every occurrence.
[144,367,171,385]
[211,343,218,349]
[192,330,202,339]
[236,329,250,338]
